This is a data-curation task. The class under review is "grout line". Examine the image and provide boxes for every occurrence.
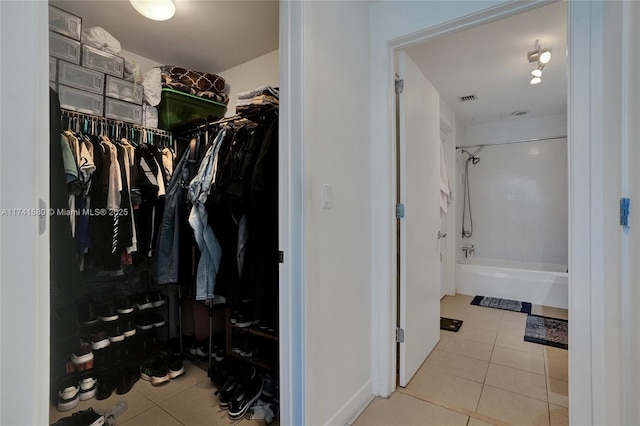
[155,404,187,425]
[400,387,510,426]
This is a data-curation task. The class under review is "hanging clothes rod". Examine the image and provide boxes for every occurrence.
[60,108,172,137]
[455,135,567,150]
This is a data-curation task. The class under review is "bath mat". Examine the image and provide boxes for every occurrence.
[524,314,568,349]
[470,295,532,314]
[440,317,463,332]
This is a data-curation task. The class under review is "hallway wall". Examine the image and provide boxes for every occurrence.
[301,1,373,425]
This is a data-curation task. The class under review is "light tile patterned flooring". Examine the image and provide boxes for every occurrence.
[49,360,270,426]
[353,294,568,426]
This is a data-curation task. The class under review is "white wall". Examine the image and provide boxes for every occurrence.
[301,2,372,425]
[218,49,279,117]
[455,114,568,265]
[119,47,161,73]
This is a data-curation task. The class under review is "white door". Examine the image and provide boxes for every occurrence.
[397,50,442,387]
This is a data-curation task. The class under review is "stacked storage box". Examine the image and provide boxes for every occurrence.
[49,5,142,124]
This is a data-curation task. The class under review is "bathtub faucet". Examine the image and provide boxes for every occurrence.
[462,244,475,259]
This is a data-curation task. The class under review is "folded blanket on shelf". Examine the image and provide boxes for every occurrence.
[237,85,279,100]
[235,94,279,108]
[160,65,226,94]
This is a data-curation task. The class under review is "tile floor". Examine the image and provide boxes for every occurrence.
[353,294,568,426]
[49,360,273,426]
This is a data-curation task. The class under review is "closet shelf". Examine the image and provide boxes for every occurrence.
[228,324,278,342]
[227,352,277,372]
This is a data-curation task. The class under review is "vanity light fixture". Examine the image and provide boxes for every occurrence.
[130,0,175,21]
[528,41,551,85]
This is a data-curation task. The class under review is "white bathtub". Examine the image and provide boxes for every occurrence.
[456,258,568,309]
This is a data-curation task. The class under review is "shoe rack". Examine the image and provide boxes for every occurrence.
[225,308,278,372]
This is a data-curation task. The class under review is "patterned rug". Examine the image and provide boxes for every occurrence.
[470,295,532,314]
[524,314,568,349]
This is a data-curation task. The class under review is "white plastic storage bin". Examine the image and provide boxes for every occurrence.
[105,98,142,125]
[50,31,81,64]
[58,61,105,95]
[58,84,104,116]
[49,57,57,82]
[106,76,144,105]
[82,45,124,78]
[49,5,82,41]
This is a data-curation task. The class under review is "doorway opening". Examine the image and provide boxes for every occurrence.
[392,2,569,424]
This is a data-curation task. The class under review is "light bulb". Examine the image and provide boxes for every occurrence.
[539,50,551,64]
[531,69,542,78]
[530,76,542,85]
[130,0,175,21]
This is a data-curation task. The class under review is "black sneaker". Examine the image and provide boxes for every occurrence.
[234,313,259,328]
[74,407,105,426]
[168,355,185,379]
[228,375,264,420]
[123,320,136,338]
[240,333,254,358]
[133,293,153,310]
[152,313,166,328]
[216,377,238,409]
[95,369,116,400]
[135,315,154,331]
[56,373,79,412]
[90,330,110,350]
[78,372,98,401]
[116,366,140,395]
[114,296,134,315]
[97,303,119,322]
[149,291,167,307]
[108,323,125,343]
[78,300,98,325]
[140,361,154,381]
[92,347,111,369]
[71,340,94,366]
[150,357,170,386]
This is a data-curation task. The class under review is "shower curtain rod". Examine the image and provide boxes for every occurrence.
[455,135,567,150]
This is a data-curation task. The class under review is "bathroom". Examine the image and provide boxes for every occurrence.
[455,114,568,309]
[409,1,569,310]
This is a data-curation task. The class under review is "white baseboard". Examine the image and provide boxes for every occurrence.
[323,379,373,426]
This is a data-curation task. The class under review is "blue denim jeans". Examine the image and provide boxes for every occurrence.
[187,129,227,299]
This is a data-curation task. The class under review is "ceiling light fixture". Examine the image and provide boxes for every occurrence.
[130,0,175,21]
[527,40,551,85]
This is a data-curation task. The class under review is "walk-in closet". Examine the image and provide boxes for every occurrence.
[47,2,280,425]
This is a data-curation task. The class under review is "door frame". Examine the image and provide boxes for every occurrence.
[370,2,598,425]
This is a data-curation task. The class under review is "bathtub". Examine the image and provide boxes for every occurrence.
[456,258,568,309]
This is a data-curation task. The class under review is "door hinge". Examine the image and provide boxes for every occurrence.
[395,79,404,94]
[278,251,284,263]
[621,198,630,227]
[396,203,405,219]
[396,327,405,343]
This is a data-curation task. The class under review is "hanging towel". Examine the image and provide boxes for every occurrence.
[440,143,454,216]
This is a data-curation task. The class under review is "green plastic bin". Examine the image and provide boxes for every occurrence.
[157,88,227,130]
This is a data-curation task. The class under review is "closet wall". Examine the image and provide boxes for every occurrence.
[219,49,279,117]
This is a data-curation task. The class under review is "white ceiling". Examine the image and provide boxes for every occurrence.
[50,0,279,74]
[406,1,567,127]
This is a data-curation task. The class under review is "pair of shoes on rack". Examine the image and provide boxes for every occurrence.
[55,372,98,410]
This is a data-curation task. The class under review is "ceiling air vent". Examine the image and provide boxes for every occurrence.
[458,94,478,102]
